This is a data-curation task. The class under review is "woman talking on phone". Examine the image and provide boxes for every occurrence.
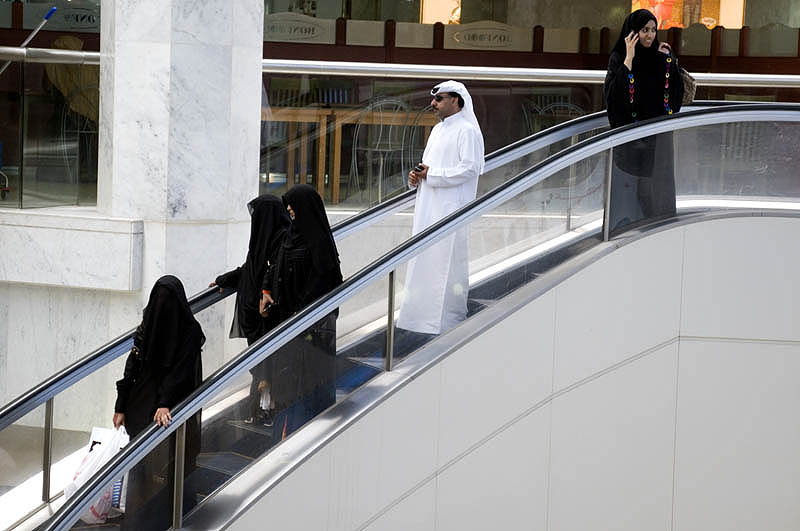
[604,9,684,233]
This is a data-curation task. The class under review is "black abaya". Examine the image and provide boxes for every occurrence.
[261,185,343,435]
[215,194,290,344]
[114,275,204,531]
[604,9,683,233]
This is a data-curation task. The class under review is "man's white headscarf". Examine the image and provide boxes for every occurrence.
[432,80,485,171]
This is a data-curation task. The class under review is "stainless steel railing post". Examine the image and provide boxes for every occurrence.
[384,270,395,372]
[42,398,54,502]
[172,423,187,529]
[602,147,614,241]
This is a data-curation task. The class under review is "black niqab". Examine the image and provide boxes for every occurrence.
[247,195,292,275]
[283,184,341,274]
[138,275,204,369]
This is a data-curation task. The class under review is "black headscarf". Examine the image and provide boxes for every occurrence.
[283,184,341,274]
[238,195,291,341]
[612,9,661,74]
[247,195,292,275]
[137,275,205,368]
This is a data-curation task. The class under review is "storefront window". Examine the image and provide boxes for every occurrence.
[632,0,746,29]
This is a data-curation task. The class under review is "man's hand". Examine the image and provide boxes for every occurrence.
[260,292,275,316]
[208,281,223,294]
[154,407,172,427]
[113,412,125,428]
[409,164,428,187]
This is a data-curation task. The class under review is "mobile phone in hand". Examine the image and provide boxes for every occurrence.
[413,163,424,172]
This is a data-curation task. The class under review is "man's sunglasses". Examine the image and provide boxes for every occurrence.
[433,94,451,102]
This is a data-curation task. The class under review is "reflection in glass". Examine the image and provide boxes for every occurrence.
[608,131,677,235]
[21,61,98,208]
[259,75,598,209]
[0,61,22,208]
[675,121,800,201]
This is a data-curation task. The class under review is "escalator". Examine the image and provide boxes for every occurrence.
[28,102,800,530]
[0,109,615,530]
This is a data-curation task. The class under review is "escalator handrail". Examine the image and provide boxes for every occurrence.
[0,107,613,431]
[46,103,800,530]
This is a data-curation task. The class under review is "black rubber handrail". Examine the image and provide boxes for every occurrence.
[45,103,800,530]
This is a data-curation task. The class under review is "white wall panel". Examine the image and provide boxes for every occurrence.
[549,342,678,531]
[0,210,142,291]
[673,339,800,531]
[364,480,437,531]
[229,446,332,531]
[437,290,556,466]
[553,229,683,390]
[436,405,551,531]
[374,366,442,512]
[681,217,800,341]
[327,408,383,531]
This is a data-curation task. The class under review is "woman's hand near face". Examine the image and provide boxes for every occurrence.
[658,42,672,55]
[624,31,638,70]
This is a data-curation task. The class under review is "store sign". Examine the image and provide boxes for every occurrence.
[445,21,532,52]
[59,8,99,30]
[264,13,334,44]
[24,3,100,32]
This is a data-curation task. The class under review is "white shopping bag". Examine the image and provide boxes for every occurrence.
[64,426,129,524]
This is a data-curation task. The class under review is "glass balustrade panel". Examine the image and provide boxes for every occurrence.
[0,404,46,530]
[0,61,22,208]
[20,62,97,208]
[260,73,603,212]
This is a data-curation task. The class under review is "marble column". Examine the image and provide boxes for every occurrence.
[98,0,265,370]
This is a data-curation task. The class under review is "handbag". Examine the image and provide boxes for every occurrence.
[680,67,696,105]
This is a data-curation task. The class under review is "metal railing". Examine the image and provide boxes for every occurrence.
[2,46,800,87]
[44,103,800,530]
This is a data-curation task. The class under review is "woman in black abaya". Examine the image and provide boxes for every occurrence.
[260,184,343,439]
[113,275,204,530]
[211,194,291,424]
[604,9,684,233]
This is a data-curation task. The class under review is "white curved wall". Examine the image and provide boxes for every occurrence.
[230,216,800,531]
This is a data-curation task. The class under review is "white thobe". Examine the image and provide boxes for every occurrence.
[395,111,484,335]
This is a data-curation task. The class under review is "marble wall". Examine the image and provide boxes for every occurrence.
[0,0,266,432]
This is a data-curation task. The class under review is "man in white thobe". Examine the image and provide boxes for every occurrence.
[395,80,485,343]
